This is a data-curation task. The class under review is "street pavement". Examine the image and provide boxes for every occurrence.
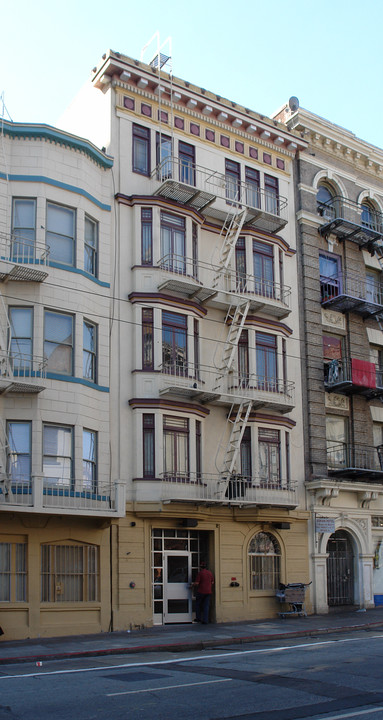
[1,607,383,665]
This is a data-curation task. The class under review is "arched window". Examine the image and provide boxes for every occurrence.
[317,183,334,218]
[361,200,377,231]
[248,531,281,590]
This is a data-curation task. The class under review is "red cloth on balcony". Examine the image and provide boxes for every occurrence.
[351,358,376,388]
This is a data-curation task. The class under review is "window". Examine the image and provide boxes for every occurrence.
[179,141,195,185]
[162,311,187,375]
[249,532,281,591]
[84,216,98,276]
[253,240,274,298]
[245,167,260,209]
[366,271,383,305]
[256,332,277,390]
[133,124,150,176]
[163,415,189,480]
[264,174,279,215]
[0,542,27,602]
[193,319,200,378]
[361,201,378,231]
[143,414,155,478]
[259,428,280,485]
[9,307,33,374]
[43,424,73,487]
[240,426,252,479]
[235,237,247,291]
[142,308,154,370]
[41,543,99,602]
[46,202,75,266]
[11,198,36,261]
[160,212,186,273]
[225,159,240,203]
[156,132,172,179]
[196,420,202,482]
[44,311,74,375]
[141,208,152,265]
[7,421,31,481]
[192,222,198,280]
[323,335,343,384]
[238,330,249,387]
[83,429,97,491]
[319,252,341,301]
[326,416,348,468]
[83,320,97,382]
[317,184,334,218]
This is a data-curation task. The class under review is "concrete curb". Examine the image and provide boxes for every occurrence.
[1,619,383,665]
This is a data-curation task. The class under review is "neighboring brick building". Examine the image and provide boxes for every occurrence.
[0,121,125,639]
[61,48,310,629]
[274,102,383,612]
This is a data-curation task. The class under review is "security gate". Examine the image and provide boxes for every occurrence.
[326,530,354,606]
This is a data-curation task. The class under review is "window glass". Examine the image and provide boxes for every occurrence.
[258,428,280,485]
[264,175,279,215]
[84,216,98,276]
[326,416,347,468]
[9,307,33,372]
[245,167,260,209]
[133,124,150,175]
[12,198,36,260]
[43,425,73,486]
[44,311,73,375]
[143,414,155,478]
[7,421,31,481]
[163,416,189,479]
[83,429,97,491]
[160,212,186,273]
[83,321,97,382]
[141,208,152,265]
[162,311,187,374]
[253,240,274,297]
[225,159,240,203]
[249,532,281,591]
[179,141,195,185]
[46,203,75,266]
[256,333,277,389]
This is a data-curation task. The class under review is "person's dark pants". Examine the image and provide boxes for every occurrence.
[195,592,211,623]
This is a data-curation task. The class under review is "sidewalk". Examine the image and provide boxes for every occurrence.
[1,608,383,665]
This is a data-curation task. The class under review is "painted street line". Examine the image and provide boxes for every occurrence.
[107,677,233,696]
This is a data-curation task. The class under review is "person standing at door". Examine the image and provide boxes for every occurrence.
[193,561,214,624]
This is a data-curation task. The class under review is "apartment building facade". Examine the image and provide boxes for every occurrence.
[275,103,383,613]
[0,121,126,639]
[61,50,310,629]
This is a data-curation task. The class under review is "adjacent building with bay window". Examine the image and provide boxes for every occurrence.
[274,102,383,613]
[60,49,310,629]
[0,121,124,639]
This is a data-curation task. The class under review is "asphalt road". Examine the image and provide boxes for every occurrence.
[1,630,383,720]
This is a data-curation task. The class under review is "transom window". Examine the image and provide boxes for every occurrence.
[46,202,75,266]
[41,543,99,602]
[249,532,281,591]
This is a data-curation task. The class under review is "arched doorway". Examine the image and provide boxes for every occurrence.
[326,530,354,606]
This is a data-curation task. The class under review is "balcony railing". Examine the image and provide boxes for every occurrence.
[159,362,295,411]
[318,196,383,246]
[321,271,383,316]
[324,358,383,399]
[158,254,291,316]
[153,157,288,232]
[0,475,126,516]
[0,351,47,393]
[158,472,297,507]
[0,231,49,282]
[327,443,383,480]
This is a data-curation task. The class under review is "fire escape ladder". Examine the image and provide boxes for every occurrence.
[213,300,251,392]
[222,400,253,476]
[211,207,247,290]
[0,291,11,381]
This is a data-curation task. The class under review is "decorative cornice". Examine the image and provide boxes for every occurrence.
[128,292,207,317]
[128,398,210,417]
[245,316,293,337]
[229,411,296,428]
[1,120,113,169]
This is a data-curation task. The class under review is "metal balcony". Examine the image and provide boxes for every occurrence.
[0,232,49,282]
[153,157,288,234]
[159,363,295,412]
[321,271,383,317]
[158,472,298,508]
[324,358,383,400]
[0,351,47,393]
[327,443,383,481]
[0,475,126,517]
[318,197,383,247]
[157,255,291,317]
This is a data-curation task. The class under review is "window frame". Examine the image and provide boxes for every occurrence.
[141,207,153,265]
[143,414,155,478]
[132,123,151,176]
[142,308,154,371]
[46,201,76,267]
[248,531,281,592]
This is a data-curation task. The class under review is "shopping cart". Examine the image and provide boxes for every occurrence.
[275,582,312,618]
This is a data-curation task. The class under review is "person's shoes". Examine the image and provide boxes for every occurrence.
[201,621,208,624]
[193,618,200,623]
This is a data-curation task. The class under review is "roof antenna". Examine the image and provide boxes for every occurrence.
[0,92,13,122]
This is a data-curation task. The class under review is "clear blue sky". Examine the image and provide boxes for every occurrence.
[2,0,382,149]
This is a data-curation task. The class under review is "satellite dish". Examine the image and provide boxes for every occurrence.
[288,96,299,112]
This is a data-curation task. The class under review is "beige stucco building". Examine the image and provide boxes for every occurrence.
[61,49,310,630]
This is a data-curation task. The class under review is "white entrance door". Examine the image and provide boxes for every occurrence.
[163,551,192,623]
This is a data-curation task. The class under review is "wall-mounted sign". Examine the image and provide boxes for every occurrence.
[315,517,335,534]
